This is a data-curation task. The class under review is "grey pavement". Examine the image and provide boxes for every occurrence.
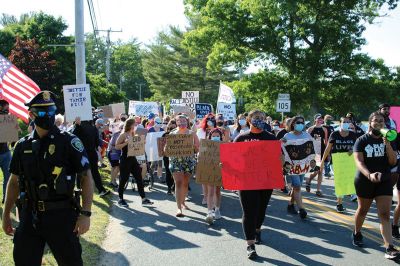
[99,177,400,266]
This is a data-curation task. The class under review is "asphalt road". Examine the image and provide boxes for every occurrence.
[99,177,400,266]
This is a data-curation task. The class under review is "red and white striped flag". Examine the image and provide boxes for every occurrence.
[0,53,41,123]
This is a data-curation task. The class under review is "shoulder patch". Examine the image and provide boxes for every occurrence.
[71,137,84,152]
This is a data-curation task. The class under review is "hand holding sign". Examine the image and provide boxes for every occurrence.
[164,134,194,157]
[0,114,19,142]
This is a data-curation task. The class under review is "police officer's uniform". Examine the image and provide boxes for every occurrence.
[10,91,90,266]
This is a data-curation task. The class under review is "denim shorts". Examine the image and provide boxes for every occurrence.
[286,174,305,187]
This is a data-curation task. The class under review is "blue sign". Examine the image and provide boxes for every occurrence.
[195,103,213,119]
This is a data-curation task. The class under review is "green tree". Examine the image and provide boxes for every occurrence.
[87,73,125,107]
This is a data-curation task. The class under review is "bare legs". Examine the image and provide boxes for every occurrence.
[173,172,190,216]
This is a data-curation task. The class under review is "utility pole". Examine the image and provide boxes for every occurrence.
[96,28,122,83]
[136,83,145,101]
[75,0,86,84]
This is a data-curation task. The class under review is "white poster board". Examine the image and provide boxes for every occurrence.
[110,102,125,116]
[182,91,199,113]
[128,101,159,116]
[217,83,236,103]
[145,131,164,161]
[216,102,236,120]
[63,84,92,122]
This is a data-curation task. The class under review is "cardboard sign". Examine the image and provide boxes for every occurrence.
[171,105,195,119]
[0,114,18,142]
[128,101,159,116]
[313,137,322,165]
[390,106,400,132]
[164,134,194,157]
[110,102,126,116]
[220,141,284,190]
[196,139,222,186]
[98,105,113,118]
[216,102,236,120]
[195,103,213,119]
[282,138,316,174]
[127,136,145,157]
[157,137,166,157]
[332,152,357,196]
[63,84,93,122]
[145,131,164,161]
[182,91,199,113]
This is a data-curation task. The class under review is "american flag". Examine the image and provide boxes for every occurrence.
[0,53,41,123]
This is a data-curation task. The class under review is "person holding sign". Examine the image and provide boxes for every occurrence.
[320,117,357,213]
[115,118,153,207]
[352,112,399,259]
[168,114,199,217]
[233,110,279,260]
[0,99,13,203]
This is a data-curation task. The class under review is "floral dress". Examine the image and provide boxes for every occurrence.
[169,129,196,174]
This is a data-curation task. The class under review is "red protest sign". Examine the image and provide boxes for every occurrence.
[220,141,284,190]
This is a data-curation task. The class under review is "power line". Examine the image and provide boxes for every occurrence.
[87,0,99,48]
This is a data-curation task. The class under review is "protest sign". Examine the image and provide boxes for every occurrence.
[390,106,400,132]
[282,138,316,174]
[164,134,194,157]
[220,141,284,190]
[195,103,213,119]
[109,121,122,134]
[127,136,145,157]
[312,137,322,164]
[128,101,159,116]
[196,139,222,186]
[63,84,92,122]
[98,105,113,118]
[0,114,18,142]
[182,91,199,113]
[171,105,195,119]
[332,152,357,196]
[110,102,125,116]
[170,99,185,106]
[217,83,236,103]
[145,131,165,161]
[157,137,166,157]
[216,102,236,120]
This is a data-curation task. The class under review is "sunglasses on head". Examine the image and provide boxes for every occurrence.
[31,106,57,117]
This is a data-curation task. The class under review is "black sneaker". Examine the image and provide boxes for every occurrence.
[336,204,345,213]
[247,244,257,260]
[287,204,297,214]
[392,224,400,239]
[385,245,400,260]
[299,208,307,219]
[352,232,363,247]
[167,188,173,195]
[142,198,154,206]
[281,187,288,194]
[255,231,262,245]
[118,199,128,207]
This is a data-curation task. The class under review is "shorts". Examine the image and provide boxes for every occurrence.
[169,156,196,174]
[355,174,392,199]
[107,152,120,167]
[286,174,304,187]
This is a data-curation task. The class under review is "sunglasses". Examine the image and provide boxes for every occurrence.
[32,106,57,117]
[295,121,304,124]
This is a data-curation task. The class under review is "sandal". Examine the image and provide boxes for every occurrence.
[305,183,311,193]
[176,210,185,217]
[316,191,323,197]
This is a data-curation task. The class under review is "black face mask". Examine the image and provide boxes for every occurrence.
[216,121,224,127]
[371,129,381,136]
[121,117,127,122]
[34,115,55,130]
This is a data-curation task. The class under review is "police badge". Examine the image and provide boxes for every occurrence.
[48,144,56,155]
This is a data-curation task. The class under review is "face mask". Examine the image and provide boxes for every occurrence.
[341,123,350,131]
[273,125,279,130]
[239,119,246,126]
[294,123,304,132]
[121,117,127,122]
[251,118,265,130]
[97,113,104,118]
[178,123,187,129]
[216,121,224,127]
[154,123,161,128]
[211,136,220,141]
[34,115,55,130]
[207,120,214,127]
[371,129,381,136]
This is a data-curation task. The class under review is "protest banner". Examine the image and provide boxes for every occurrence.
[170,99,185,106]
[127,136,145,157]
[312,137,322,164]
[0,114,18,142]
[157,137,166,157]
[182,91,199,113]
[110,102,125,116]
[332,152,357,196]
[171,105,195,119]
[98,105,113,118]
[216,102,236,120]
[63,84,92,122]
[145,131,165,161]
[109,121,122,134]
[128,101,159,116]
[390,106,400,132]
[282,138,316,174]
[195,103,213,119]
[164,134,194,157]
[220,141,284,190]
[217,83,236,103]
[195,139,222,186]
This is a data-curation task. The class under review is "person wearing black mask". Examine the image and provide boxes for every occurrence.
[216,113,230,141]
[0,100,12,203]
[346,112,365,138]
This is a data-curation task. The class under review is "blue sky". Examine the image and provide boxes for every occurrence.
[2,0,399,67]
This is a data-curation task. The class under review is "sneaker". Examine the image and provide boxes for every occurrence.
[352,232,363,247]
[205,212,214,225]
[214,208,222,220]
[99,189,111,197]
[287,204,297,214]
[142,198,154,205]
[385,245,400,260]
[281,187,288,194]
[247,244,257,260]
[299,208,307,219]
[392,224,400,239]
[316,191,323,197]
[255,231,262,245]
[324,173,331,178]
[336,204,345,213]
[202,198,207,205]
[167,188,173,195]
[305,183,311,193]
[118,199,128,207]
[185,196,191,202]
[350,195,358,202]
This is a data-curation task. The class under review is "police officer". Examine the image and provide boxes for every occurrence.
[2,91,94,266]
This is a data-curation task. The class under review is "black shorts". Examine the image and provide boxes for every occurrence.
[107,152,120,167]
[354,174,392,199]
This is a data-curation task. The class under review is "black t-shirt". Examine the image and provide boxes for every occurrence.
[309,126,327,153]
[353,124,365,139]
[329,131,357,153]
[353,133,391,178]
[276,129,288,140]
[234,130,277,142]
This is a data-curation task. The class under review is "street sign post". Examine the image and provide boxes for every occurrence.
[276,94,291,122]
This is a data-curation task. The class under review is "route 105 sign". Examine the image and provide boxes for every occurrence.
[276,100,291,112]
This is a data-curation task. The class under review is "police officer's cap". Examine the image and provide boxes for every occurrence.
[25,91,57,109]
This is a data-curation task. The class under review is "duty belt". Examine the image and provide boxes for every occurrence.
[36,199,72,212]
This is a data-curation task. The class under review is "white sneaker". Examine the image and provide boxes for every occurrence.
[202,198,207,205]
[214,209,222,220]
[205,212,214,225]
